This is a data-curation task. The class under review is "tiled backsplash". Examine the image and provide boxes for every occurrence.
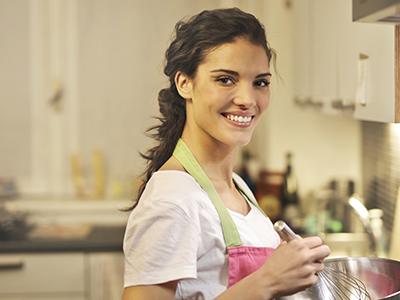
[362,121,400,245]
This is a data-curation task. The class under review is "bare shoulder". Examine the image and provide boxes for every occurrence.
[158,155,186,172]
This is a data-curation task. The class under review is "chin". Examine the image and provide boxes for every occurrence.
[237,140,252,147]
[230,135,253,147]
[214,129,255,148]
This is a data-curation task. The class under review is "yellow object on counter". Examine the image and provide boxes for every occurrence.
[71,154,85,197]
[92,150,105,199]
[70,150,106,199]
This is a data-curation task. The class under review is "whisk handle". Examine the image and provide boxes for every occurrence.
[274,220,299,242]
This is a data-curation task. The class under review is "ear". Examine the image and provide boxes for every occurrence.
[175,71,192,100]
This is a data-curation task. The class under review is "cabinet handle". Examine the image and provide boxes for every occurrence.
[0,258,24,270]
[331,99,355,110]
[294,96,324,107]
[309,96,324,107]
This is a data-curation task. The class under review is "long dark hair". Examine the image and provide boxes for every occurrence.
[130,7,275,210]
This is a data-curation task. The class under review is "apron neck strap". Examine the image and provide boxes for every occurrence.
[173,139,242,248]
[233,179,268,219]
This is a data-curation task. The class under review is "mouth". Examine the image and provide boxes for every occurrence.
[222,113,254,125]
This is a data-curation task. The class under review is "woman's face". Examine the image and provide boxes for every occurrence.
[181,38,271,148]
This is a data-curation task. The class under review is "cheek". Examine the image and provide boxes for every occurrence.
[202,90,230,112]
[258,92,271,114]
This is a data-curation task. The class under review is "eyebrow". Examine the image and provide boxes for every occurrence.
[210,69,272,78]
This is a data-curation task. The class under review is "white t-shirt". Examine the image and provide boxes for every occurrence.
[123,171,280,300]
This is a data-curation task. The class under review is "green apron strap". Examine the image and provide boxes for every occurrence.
[232,179,268,218]
[173,139,242,248]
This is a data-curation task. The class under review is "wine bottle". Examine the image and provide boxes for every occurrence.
[280,153,299,207]
[280,153,302,232]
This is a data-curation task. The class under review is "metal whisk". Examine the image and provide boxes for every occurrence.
[274,220,372,300]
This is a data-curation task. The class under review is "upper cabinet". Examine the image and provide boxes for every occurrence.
[293,0,399,123]
[0,0,228,196]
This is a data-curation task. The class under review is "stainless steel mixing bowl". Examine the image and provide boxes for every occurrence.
[279,257,400,300]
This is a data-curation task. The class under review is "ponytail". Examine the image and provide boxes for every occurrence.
[131,86,186,209]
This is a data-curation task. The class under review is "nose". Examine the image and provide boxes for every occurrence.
[233,83,257,109]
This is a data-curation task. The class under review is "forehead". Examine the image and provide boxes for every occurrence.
[199,38,270,74]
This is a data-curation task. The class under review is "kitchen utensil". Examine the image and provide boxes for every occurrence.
[278,256,400,300]
[274,220,372,300]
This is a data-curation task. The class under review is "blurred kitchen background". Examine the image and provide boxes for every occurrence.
[1,0,400,299]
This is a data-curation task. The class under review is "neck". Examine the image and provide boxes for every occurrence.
[180,131,237,186]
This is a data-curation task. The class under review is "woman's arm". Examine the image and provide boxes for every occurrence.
[122,281,178,300]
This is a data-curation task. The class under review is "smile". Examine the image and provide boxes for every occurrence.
[223,114,253,124]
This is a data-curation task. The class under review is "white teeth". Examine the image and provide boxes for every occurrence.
[225,114,252,123]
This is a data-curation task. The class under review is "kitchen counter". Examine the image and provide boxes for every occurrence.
[0,225,126,253]
[0,196,131,253]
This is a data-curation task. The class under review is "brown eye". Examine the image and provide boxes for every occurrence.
[254,80,270,87]
[217,77,234,85]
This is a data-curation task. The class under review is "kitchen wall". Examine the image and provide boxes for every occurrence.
[0,0,362,203]
[362,121,400,243]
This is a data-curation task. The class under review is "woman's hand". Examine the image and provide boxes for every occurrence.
[256,236,331,299]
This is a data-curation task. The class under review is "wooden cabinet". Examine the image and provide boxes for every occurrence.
[293,0,399,123]
[0,252,124,300]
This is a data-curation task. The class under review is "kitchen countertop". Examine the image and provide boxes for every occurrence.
[0,225,126,253]
[0,196,131,253]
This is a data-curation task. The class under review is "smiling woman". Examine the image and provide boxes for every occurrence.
[122,7,330,300]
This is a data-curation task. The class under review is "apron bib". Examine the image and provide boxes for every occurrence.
[173,139,275,287]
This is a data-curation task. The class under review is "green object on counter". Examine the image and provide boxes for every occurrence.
[303,211,343,235]
[304,213,318,236]
[330,220,343,233]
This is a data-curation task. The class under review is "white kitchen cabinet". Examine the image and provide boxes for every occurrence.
[0,252,124,300]
[88,252,124,300]
[0,253,85,299]
[293,0,399,123]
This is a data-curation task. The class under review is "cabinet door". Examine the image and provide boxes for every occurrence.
[0,253,85,296]
[293,0,345,114]
[335,0,396,123]
[292,0,312,101]
[312,0,339,106]
[294,0,397,123]
[88,252,124,300]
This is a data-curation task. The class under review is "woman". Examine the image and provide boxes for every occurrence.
[122,7,330,300]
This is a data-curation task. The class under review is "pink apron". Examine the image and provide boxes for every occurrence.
[173,139,276,287]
